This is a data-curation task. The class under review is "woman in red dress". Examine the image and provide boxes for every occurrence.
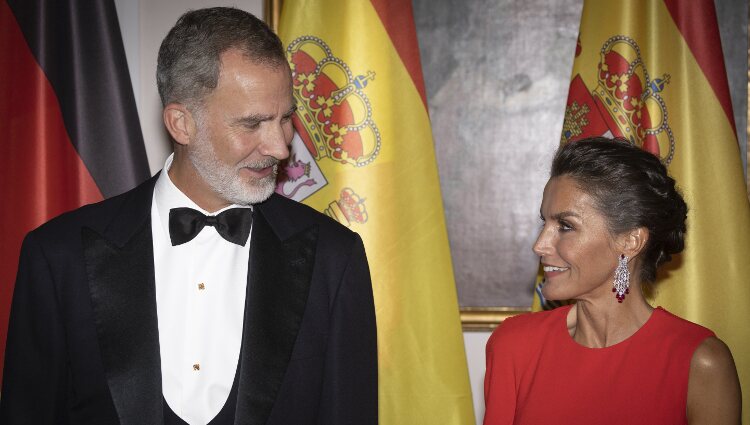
[483,138,741,425]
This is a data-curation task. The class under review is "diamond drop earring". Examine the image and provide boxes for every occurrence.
[612,254,630,303]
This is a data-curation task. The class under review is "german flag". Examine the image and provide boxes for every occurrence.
[0,0,149,381]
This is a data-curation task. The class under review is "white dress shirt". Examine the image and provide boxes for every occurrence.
[151,154,250,425]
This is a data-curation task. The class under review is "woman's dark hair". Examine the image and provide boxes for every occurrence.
[550,137,687,283]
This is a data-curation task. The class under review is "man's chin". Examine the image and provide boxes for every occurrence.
[249,185,275,204]
[229,178,276,205]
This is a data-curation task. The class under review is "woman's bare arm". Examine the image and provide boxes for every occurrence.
[686,336,741,425]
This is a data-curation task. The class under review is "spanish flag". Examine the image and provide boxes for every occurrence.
[0,0,150,381]
[277,1,474,423]
[558,0,750,420]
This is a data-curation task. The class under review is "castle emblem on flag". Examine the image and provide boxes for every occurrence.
[563,35,675,165]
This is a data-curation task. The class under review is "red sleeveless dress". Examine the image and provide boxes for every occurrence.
[483,306,714,425]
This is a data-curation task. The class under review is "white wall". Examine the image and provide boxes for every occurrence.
[113,2,488,424]
[464,332,490,424]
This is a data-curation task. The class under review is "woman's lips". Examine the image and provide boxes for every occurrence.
[543,265,569,278]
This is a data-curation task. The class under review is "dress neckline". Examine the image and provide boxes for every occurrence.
[558,304,663,351]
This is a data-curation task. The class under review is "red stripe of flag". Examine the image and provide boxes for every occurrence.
[0,0,103,381]
[663,0,737,136]
[368,0,429,109]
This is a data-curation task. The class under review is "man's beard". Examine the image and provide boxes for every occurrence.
[188,130,279,205]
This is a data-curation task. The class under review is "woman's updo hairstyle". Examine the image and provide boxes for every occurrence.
[550,137,687,283]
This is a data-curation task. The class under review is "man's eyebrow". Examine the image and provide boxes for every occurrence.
[234,105,297,125]
[283,104,297,116]
[235,113,273,125]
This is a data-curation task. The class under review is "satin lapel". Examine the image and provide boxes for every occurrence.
[82,176,163,425]
[235,208,318,425]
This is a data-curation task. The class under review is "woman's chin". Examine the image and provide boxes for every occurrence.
[541,286,570,302]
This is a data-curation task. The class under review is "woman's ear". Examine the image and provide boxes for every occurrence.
[163,103,196,146]
[619,227,649,259]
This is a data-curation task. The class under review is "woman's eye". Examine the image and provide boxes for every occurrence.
[559,221,573,232]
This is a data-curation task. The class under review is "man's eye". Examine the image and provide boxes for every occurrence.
[245,121,261,130]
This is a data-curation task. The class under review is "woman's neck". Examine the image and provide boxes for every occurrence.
[568,290,653,348]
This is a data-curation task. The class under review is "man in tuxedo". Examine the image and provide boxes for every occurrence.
[0,7,377,425]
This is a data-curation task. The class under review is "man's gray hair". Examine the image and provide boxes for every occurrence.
[156,7,286,107]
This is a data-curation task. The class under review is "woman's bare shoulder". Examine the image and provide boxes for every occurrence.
[686,337,741,425]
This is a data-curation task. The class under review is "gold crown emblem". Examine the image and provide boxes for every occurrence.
[287,36,381,167]
[325,188,368,227]
[594,35,675,165]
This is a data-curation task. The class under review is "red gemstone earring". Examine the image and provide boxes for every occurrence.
[612,254,630,303]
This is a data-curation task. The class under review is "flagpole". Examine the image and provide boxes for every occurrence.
[264,0,281,32]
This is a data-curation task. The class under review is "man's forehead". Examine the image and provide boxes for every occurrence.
[218,48,290,75]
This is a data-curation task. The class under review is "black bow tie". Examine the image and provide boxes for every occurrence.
[168,207,253,246]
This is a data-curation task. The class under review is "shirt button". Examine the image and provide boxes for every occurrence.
[198,283,205,290]
[193,363,200,371]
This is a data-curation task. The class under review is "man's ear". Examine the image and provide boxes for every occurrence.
[163,103,195,146]
[619,227,649,259]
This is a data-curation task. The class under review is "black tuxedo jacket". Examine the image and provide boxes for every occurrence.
[0,175,377,425]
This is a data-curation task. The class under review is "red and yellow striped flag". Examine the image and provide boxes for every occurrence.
[556,0,750,420]
[277,1,474,423]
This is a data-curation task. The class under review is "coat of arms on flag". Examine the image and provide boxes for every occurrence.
[563,35,675,166]
[275,36,379,227]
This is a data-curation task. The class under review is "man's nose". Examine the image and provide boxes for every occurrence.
[260,124,291,160]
